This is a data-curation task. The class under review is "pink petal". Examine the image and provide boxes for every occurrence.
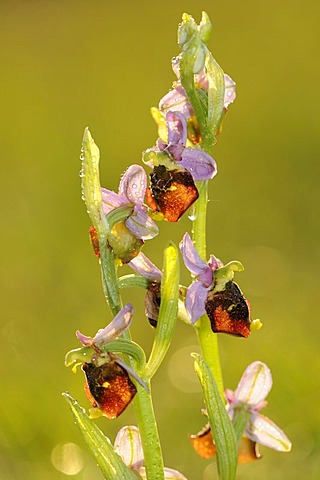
[224,74,236,108]
[180,233,209,277]
[75,331,92,346]
[166,110,187,152]
[246,413,292,452]
[180,148,217,181]
[126,206,159,240]
[129,252,162,282]
[101,188,127,215]
[185,281,208,324]
[92,304,133,347]
[114,425,144,468]
[235,361,272,408]
[119,165,147,205]
[159,86,194,118]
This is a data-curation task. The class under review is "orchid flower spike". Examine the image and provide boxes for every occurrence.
[226,361,292,452]
[101,164,158,240]
[114,425,188,479]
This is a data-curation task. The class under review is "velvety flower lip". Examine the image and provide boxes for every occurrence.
[101,164,158,240]
[159,111,217,181]
[76,304,133,348]
[180,232,222,323]
[226,361,292,452]
[114,425,188,479]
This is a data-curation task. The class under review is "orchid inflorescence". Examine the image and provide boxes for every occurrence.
[64,11,291,480]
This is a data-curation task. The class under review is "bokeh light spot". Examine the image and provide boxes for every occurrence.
[51,442,84,475]
[167,344,201,393]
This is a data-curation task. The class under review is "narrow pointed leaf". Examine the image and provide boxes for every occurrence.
[63,393,137,480]
[81,128,107,237]
[192,354,238,480]
[118,274,150,290]
[205,52,225,138]
[146,243,179,378]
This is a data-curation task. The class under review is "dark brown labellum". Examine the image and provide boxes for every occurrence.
[205,281,251,337]
[146,165,199,222]
[82,360,137,419]
[145,282,161,328]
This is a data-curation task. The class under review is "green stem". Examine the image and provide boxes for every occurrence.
[99,236,122,316]
[192,181,224,398]
[192,180,208,259]
[232,408,251,444]
[133,381,165,480]
[195,318,224,397]
[99,241,164,479]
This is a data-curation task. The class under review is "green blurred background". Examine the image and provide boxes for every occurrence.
[1,1,319,479]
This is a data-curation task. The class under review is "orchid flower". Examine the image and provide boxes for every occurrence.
[226,361,292,452]
[101,164,158,240]
[180,232,222,324]
[146,111,217,182]
[159,55,236,117]
[180,232,252,337]
[74,305,147,418]
[114,425,188,479]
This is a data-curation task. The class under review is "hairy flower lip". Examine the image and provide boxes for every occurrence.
[147,165,199,222]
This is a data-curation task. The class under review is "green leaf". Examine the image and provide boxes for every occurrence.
[81,128,107,237]
[63,393,137,480]
[192,354,238,480]
[100,338,146,374]
[145,242,179,378]
[205,52,225,140]
[118,274,150,290]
